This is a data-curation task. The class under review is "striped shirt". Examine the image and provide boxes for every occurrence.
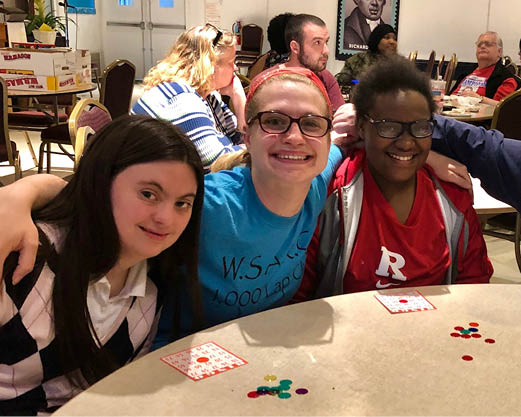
[131,80,242,169]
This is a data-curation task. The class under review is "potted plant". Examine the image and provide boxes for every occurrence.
[25,0,66,44]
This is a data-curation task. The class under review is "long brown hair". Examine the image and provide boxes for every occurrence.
[32,115,204,386]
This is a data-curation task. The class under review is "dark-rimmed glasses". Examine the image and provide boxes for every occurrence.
[364,116,435,139]
[248,111,332,138]
[205,23,223,46]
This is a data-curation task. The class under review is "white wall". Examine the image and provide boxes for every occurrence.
[52,1,103,52]
[68,0,521,76]
[185,0,521,76]
[67,14,102,51]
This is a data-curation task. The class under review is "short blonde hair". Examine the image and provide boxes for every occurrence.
[143,25,235,97]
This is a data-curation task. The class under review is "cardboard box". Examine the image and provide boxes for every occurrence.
[75,49,91,71]
[2,72,78,91]
[0,47,76,76]
[77,67,91,85]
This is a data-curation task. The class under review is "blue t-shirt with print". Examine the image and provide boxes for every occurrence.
[152,145,343,349]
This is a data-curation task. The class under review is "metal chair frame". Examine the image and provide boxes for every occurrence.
[38,98,111,173]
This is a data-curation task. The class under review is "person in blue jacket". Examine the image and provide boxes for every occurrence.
[431,114,521,213]
[0,67,346,350]
[330,102,521,213]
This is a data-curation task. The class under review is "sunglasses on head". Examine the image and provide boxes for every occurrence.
[205,23,223,47]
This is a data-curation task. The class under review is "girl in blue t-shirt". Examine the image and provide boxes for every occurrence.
[0,67,345,350]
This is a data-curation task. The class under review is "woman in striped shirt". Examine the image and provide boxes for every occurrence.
[131,24,247,170]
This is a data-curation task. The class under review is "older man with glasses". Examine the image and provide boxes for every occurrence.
[450,31,519,106]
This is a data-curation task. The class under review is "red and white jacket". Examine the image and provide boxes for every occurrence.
[294,150,493,300]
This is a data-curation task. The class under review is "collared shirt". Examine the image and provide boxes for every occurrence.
[366,18,381,32]
[87,260,148,343]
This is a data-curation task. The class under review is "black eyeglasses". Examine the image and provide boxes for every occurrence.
[248,111,332,138]
[205,23,223,47]
[364,116,435,139]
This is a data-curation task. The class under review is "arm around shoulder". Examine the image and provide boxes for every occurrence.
[0,174,65,284]
[432,115,521,211]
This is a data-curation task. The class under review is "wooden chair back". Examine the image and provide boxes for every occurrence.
[425,50,436,78]
[443,54,458,94]
[240,24,263,55]
[73,125,96,172]
[435,54,445,80]
[491,89,521,139]
[68,99,112,148]
[247,53,269,80]
[100,59,136,119]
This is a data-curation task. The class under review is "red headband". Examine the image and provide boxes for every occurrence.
[245,65,333,116]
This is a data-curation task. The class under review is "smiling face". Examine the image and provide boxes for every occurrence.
[359,89,431,191]
[355,0,386,21]
[213,45,237,90]
[475,33,501,68]
[244,79,331,189]
[295,23,330,73]
[111,160,197,267]
[377,32,397,54]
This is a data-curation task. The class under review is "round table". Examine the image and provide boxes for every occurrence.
[8,83,97,124]
[54,284,521,416]
[441,103,494,122]
[7,83,97,98]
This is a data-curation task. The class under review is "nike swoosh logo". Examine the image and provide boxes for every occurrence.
[376,280,401,289]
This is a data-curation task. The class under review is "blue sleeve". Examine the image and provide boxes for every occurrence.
[132,87,241,168]
[310,145,343,203]
[320,144,343,184]
[432,114,521,212]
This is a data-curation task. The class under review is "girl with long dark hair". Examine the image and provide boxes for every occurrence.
[0,115,204,415]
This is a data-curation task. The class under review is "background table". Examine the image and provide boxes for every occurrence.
[472,177,516,216]
[8,83,97,124]
[55,284,521,416]
[442,103,494,122]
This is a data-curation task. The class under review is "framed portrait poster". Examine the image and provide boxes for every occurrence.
[335,0,400,60]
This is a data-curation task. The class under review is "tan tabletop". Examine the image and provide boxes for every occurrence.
[472,177,516,215]
[54,284,521,416]
[7,83,97,97]
[441,103,494,122]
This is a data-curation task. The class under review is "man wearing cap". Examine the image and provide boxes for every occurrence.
[343,0,387,49]
[336,23,397,92]
[283,13,345,113]
[450,31,519,106]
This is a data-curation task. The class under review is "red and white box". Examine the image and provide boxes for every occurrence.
[75,49,91,72]
[1,73,78,92]
[0,47,76,76]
